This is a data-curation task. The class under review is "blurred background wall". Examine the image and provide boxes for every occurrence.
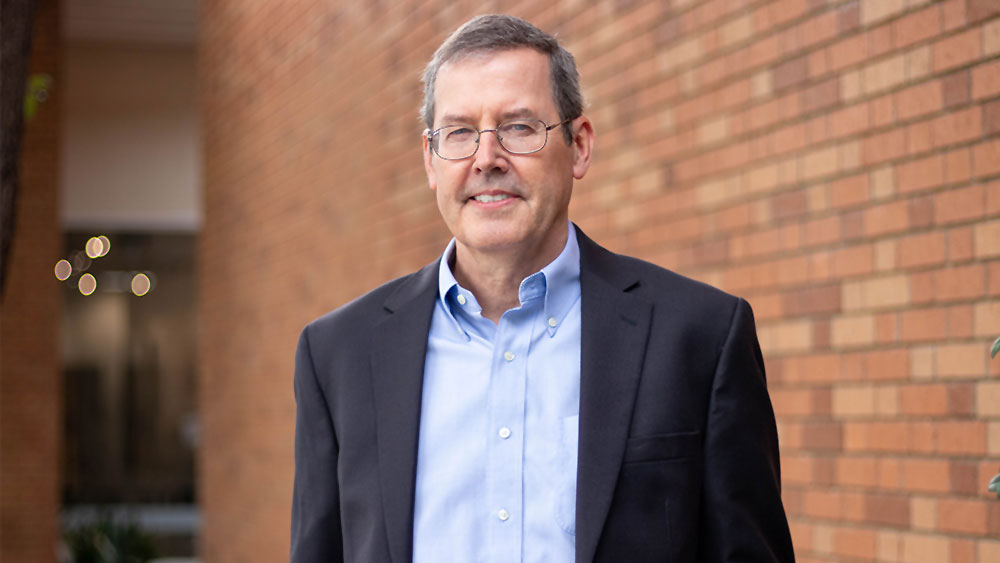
[200,0,1000,561]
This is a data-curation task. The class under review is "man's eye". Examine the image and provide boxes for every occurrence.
[501,121,538,137]
[445,127,474,142]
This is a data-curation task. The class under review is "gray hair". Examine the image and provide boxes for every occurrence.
[421,14,583,145]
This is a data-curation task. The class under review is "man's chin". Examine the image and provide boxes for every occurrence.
[456,227,532,254]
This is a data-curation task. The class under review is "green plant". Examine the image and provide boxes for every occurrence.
[64,517,159,563]
[992,337,999,499]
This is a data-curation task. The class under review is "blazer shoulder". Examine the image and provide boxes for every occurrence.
[587,240,741,315]
[302,261,437,340]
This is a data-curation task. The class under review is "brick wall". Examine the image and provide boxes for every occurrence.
[199,0,1000,560]
[0,0,62,561]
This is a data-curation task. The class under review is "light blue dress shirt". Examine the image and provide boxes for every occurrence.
[413,223,582,563]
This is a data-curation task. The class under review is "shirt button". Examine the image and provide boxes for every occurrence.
[504,351,515,362]
[498,427,511,439]
[497,509,510,521]
[547,316,558,327]
[457,294,467,305]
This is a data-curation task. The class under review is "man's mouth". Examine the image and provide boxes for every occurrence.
[471,193,514,203]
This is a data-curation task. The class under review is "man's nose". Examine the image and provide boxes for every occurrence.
[473,130,508,173]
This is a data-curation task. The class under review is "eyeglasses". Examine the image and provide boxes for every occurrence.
[427,118,573,160]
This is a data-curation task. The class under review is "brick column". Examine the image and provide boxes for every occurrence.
[0,0,62,561]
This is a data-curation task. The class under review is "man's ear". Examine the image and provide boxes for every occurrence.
[423,131,438,191]
[571,116,594,180]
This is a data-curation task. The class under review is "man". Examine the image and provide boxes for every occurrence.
[292,14,794,563]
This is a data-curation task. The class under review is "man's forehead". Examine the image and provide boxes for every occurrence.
[438,46,549,73]
[434,48,555,119]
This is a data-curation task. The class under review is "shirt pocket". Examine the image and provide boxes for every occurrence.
[555,414,579,536]
[623,430,701,464]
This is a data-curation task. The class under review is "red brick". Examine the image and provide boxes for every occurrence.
[985,99,1000,135]
[804,216,841,246]
[865,493,909,527]
[989,263,1000,295]
[941,70,970,108]
[830,173,869,208]
[870,94,895,128]
[931,106,982,149]
[893,4,941,48]
[933,28,981,72]
[773,55,809,91]
[834,527,875,559]
[943,146,972,183]
[988,179,1000,214]
[947,304,973,338]
[897,154,945,194]
[910,271,936,304]
[863,129,906,165]
[946,382,975,416]
[937,421,986,455]
[937,498,989,534]
[942,0,967,31]
[899,231,947,269]
[972,58,1000,99]
[830,102,870,138]
[907,120,934,155]
[900,383,949,415]
[895,80,943,120]
[967,0,1000,22]
[869,22,894,58]
[948,226,974,261]
[875,312,897,344]
[934,184,985,224]
[830,34,868,71]
[933,264,986,301]
[833,244,875,277]
[1,2,62,562]
[865,349,909,381]
[973,138,1000,177]
[838,0,860,32]
[803,421,844,452]
[899,307,948,341]
[865,201,910,236]
[902,458,950,492]
[772,190,809,219]
[837,456,878,487]
[802,78,840,114]
[783,284,842,315]
[908,195,934,229]
[950,539,976,563]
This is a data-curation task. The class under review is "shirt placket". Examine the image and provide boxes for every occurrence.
[485,300,538,562]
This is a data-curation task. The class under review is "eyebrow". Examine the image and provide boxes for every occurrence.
[437,108,539,126]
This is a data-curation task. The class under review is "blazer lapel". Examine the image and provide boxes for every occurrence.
[370,262,439,563]
[574,230,653,563]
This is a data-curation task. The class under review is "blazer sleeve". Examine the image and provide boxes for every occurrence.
[291,325,345,562]
[700,298,795,562]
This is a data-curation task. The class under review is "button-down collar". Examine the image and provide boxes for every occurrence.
[436,223,581,340]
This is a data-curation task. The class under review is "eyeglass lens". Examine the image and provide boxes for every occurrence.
[433,119,548,159]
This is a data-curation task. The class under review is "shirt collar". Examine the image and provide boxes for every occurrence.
[436,222,581,339]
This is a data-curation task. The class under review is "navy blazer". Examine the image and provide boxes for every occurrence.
[292,227,795,562]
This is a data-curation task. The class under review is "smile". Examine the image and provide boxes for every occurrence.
[471,193,514,203]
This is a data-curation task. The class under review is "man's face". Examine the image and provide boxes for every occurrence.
[423,48,593,264]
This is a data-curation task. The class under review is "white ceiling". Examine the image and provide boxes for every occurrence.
[63,0,198,46]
